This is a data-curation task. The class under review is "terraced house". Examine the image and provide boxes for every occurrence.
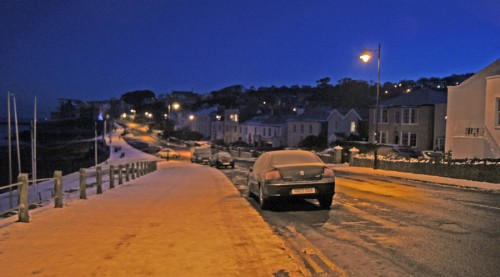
[371,87,448,152]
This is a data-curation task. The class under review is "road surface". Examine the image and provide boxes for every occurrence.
[224,162,500,276]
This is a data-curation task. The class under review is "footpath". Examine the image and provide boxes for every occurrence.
[0,127,305,277]
[329,163,500,192]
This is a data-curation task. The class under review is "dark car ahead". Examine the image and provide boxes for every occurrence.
[210,151,235,169]
[247,150,335,210]
[190,147,212,164]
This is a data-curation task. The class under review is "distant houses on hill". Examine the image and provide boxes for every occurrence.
[49,60,500,159]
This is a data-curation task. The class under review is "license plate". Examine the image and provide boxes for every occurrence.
[291,188,316,195]
[223,162,230,165]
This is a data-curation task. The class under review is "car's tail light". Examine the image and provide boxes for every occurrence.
[322,168,335,178]
[265,170,281,181]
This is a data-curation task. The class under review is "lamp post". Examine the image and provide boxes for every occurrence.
[360,43,381,169]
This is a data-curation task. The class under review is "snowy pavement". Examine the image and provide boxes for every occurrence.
[0,127,306,276]
[329,163,500,192]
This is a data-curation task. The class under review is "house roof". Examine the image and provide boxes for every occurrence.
[241,115,288,126]
[451,58,500,89]
[379,87,447,107]
[287,106,332,122]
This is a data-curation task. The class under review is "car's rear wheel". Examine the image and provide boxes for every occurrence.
[318,195,333,209]
[259,184,270,210]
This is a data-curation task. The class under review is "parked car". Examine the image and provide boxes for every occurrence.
[210,151,235,169]
[247,150,335,210]
[156,148,180,159]
[191,147,212,164]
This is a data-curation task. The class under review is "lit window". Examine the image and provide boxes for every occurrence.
[350,122,356,132]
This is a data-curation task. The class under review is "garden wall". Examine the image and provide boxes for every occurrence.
[350,157,500,183]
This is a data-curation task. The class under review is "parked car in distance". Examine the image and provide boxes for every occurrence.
[247,150,335,210]
[156,148,180,159]
[191,147,212,164]
[210,151,235,169]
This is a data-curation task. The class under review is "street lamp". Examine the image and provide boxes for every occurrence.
[360,43,381,169]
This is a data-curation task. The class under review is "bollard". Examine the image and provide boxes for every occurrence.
[80,168,87,199]
[333,145,343,164]
[131,163,135,180]
[125,164,130,181]
[96,166,103,194]
[109,165,115,189]
[118,165,123,185]
[18,173,29,223]
[349,147,360,166]
[54,170,63,208]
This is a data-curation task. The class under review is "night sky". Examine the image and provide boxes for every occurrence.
[1,0,499,118]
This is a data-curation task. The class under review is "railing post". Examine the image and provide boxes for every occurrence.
[18,173,30,223]
[118,165,123,185]
[109,165,115,189]
[131,163,135,180]
[80,168,87,199]
[96,166,102,194]
[140,162,144,176]
[54,170,63,208]
[125,164,130,182]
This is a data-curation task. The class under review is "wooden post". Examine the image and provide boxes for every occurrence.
[118,165,123,185]
[131,163,135,180]
[125,164,130,182]
[80,168,87,199]
[54,170,63,208]
[18,173,29,223]
[109,165,115,189]
[96,166,102,194]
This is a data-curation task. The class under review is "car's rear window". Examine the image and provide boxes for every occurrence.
[270,151,322,165]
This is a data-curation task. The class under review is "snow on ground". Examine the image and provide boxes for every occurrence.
[0,125,160,225]
[0,138,305,276]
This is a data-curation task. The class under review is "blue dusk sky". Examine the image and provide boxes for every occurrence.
[1,0,499,118]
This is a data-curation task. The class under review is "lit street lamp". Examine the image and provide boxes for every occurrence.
[360,43,381,169]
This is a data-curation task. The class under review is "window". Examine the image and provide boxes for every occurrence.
[293,124,296,133]
[380,131,388,144]
[309,124,313,134]
[401,131,417,147]
[301,124,304,133]
[350,121,356,133]
[394,111,401,124]
[374,109,388,124]
[402,108,418,124]
[244,127,247,134]
[497,98,500,126]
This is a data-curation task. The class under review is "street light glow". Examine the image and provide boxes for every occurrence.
[360,50,372,63]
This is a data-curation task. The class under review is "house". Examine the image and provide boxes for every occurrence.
[327,108,364,144]
[239,116,287,147]
[445,59,500,159]
[211,119,224,142]
[370,87,447,152]
[224,109,240,144]
[287,106,332,147]
[186,106,218,138]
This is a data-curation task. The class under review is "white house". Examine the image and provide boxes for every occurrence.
[445,59,500,159]
[239,116,287,147]
[327,108,363,145]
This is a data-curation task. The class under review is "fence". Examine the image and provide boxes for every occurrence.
[0,160,158,223]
